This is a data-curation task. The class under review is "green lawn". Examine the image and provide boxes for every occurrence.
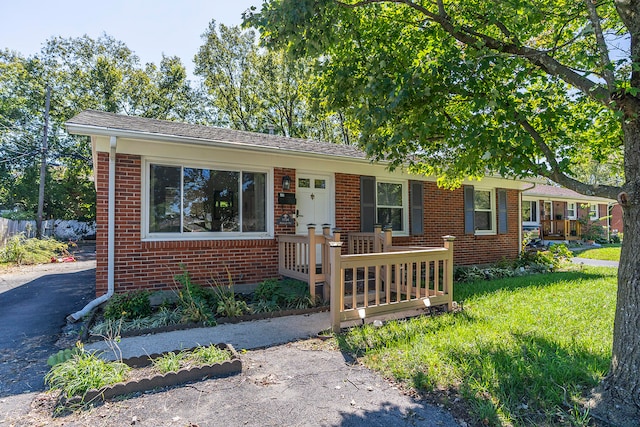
[338,267,616,426]
[576,245,621,261]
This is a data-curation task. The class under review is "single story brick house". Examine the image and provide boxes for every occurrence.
[67,110,535,302]
[522,183,616,241]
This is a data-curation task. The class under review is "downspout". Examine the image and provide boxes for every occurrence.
[68,136,117,322]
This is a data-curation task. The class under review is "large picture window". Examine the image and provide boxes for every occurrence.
[148,163,268,237]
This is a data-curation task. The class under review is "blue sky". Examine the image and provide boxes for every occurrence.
[0,0,262,77]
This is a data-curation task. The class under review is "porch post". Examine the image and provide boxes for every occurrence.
[374,224,382,253]
[332,227,341,243]
[329,241,343,334]
[443,235,456,311]
[321,224,331,278]
[383,225,393,251]
[307,224,316,300]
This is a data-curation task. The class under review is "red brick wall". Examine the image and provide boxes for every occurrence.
[334,175,520,266]
[96,157,521,295]
[95,153,283,295]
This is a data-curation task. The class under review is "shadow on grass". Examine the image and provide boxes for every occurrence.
[454,268,616,302]
[422,332,610,425]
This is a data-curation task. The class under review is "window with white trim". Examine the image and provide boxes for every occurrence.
[360,177,408,233]
[464,186,502,235]
[522,200,538,223]
[590,204,598,220]
[567,202,577,219]
[376,181,404,231]
[474,189,495,233]
[148,163,268,237]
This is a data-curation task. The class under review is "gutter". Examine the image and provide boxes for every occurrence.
[68,136,117,322]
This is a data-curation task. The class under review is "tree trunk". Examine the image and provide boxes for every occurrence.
[589,118,640,426]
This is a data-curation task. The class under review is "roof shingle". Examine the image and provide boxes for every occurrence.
[66,110,367,160]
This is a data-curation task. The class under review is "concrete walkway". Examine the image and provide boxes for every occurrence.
[571,257,619,268]
[86,311,333,360]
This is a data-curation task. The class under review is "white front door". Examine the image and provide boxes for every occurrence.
[296,174,332,235]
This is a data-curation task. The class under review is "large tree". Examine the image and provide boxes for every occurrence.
[249,0,640,424]
[0,35,204,220]
[195,21,355,142]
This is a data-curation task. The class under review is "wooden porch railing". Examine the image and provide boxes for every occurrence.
[540,219,581,241]
[328,236,455,333]
[278,225,455,333]
[278,225,333,300]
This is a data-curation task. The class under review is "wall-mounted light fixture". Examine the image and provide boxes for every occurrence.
[282,175,291,191]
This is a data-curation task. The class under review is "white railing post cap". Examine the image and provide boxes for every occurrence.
[442,235,456,241]
[329,241,343,248]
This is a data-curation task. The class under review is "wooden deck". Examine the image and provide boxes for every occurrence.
[278,225,455,332]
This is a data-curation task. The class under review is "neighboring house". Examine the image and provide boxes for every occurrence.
[522,183,615,242]
[67,110,531,296]
[610,203,624,234]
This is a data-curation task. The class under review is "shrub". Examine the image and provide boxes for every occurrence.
[103,291,152,321]
[212,285,250,317]
[0,233,68,265]
[173,265,215,324]
[253,278,314,310]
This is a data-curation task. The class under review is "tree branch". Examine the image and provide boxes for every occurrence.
[518,119,621,199]
[584,0,615,91]
[335,0,613,106]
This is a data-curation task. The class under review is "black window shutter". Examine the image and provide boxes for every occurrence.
[410,181,424,235]
[464,185,475,234]
[360,176,376,232]
[498,189,508,234]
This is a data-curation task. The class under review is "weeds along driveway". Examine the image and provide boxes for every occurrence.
[0,256,95,398]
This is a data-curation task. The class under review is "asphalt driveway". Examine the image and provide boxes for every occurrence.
[0,246,95,398]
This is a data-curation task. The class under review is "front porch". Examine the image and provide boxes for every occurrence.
[278,225,455,332]
[540,219,582,241]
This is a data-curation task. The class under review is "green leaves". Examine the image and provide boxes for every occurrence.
[250,0,628,194]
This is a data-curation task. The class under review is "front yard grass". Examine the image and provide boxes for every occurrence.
[575,244,621,261]
[339,266,617,426]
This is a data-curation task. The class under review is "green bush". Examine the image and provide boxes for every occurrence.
[103,290,152,321]
[212,285,251,317]
[173,265,215,324]
[253,278,314,310]
[0,234,68,265]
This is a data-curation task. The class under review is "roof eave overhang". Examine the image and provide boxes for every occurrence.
[523,192,615,204]
[66,122,374,165]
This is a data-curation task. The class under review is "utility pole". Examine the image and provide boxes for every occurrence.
[36,87,50,239]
